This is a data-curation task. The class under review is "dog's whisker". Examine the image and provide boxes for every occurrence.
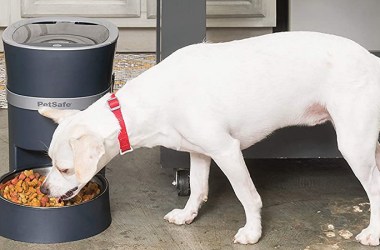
[39,141,50,155]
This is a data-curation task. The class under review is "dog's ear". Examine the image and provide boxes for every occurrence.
[38,107,80,124]
[70,134,105,184]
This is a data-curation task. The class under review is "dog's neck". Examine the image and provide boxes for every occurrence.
[83,78,168,157]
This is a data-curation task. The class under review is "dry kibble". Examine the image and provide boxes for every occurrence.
[0,169,100,207]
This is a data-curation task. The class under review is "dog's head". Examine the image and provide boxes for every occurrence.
[38,107,114,200]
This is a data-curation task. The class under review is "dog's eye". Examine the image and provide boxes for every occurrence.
[59,168,69,174]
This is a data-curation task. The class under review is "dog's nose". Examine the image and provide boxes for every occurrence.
[40,185,50,195]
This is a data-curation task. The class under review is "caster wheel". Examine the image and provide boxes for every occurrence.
[175,169,190,196]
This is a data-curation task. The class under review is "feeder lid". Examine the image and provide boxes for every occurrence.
[2,17,118,50]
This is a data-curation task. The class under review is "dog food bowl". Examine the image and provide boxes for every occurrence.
[0,166,111,243]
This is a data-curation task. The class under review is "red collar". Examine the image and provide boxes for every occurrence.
[107,93,132,154]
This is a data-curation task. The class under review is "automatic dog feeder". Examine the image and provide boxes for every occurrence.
[0,17,118,243]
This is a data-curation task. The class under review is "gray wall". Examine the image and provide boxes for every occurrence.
[289,0,380,51]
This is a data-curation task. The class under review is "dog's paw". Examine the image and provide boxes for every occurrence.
[164,208,198,225]
[233,226,261,245]
[356,227,380,246]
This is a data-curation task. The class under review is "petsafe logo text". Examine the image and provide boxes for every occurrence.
[37,101,72,108]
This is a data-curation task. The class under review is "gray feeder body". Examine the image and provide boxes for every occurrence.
[1,17,118,243]
[3,17,118,171]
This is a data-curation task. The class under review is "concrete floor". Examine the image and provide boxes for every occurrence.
[0,109,375,250]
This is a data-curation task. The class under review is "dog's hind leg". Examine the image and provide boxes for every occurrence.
[210,137,262,244]
[164,152,211,224]
[331,101,380,246]
[354,142,380,246]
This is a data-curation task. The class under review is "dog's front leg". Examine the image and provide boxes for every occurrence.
[212,138,262,244]
[164,152,211,224]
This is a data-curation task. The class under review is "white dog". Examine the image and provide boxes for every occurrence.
[39,31,380,246]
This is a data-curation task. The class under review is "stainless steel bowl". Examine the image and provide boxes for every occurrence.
[0,166,111,243]
[0,166,105,208]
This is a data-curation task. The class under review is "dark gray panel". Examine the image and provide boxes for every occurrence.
[157,0,206,168]
[243,123,340,159]
[158,0,206,61]
[4,43,115,97]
